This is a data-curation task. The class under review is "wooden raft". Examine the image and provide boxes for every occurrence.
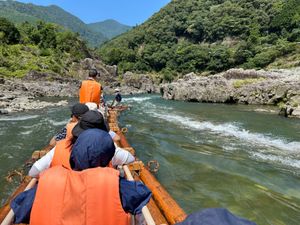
[0,108,187,225]
[109,109,187,224]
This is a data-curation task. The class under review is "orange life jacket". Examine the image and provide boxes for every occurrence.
[50,139,72,169]
[79,79,101,106]
[51,122,116,170]
[66,121,77,139]
[50,121,77,169]
[30,166,130,225]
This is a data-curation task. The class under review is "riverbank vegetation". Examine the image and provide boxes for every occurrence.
[99,0,300,80]
[0,17,91,77]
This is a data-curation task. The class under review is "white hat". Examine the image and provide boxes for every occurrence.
[85,102,98,111]
[114,88,120,92]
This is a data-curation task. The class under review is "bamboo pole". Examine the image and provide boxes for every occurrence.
[123,165,156,225]
[139,169,186,224]
[1,178,37,225]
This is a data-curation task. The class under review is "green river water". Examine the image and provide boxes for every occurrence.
[1,94,300,224]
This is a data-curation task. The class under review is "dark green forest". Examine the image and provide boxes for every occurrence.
[0,17,90,77]
[0,0,107,46]
[0,0,132,47]
[99,0,300,80]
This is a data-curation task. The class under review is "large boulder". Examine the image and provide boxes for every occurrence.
[162,73,232,102]
[122,72,158,94]
[161,67,300,118]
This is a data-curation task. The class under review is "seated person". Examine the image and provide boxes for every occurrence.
[49,103,89,146]
[29,110,134,177]
[11,129,151,225]
[111,88,122,107]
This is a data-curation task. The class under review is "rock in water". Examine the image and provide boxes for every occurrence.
[161,68,300,119]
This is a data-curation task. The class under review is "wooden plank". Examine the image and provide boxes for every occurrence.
[147,198,169,225]
[140,168,187,224]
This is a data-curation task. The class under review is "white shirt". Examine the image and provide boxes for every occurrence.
[112,144,135,167]
[29,143,135,177]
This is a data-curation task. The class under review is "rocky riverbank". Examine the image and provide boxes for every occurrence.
[161,68,300,118]
[0,72,77,114]
[0,58,160,114]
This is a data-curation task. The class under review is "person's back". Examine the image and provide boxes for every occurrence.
[79,69,102,106]
[30,166,129,225]
[30,129,130,225]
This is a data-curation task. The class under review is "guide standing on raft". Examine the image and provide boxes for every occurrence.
[79,69,102,107]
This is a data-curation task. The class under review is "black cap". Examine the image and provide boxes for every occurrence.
[89,69,98,77]
[71,103,89,118]
[72,110,108,138]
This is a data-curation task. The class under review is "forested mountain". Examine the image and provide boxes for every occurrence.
[88,19,132,39]
[0,17,91,77]
[0,0,119,46]
[99,0,300,80]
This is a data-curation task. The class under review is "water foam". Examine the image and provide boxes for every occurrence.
[122,96,154,103]
[0,115,39,121]
[47,119,69,126]
[252,152,300,169]
[20,130,33,135]
[150,112,300,152]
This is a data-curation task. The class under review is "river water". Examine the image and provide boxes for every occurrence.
[1,94,300,224]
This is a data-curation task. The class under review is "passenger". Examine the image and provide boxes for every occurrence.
[82,102,120,141]
[71,110,134,168]
[11,129,151,225]
[85,102,98,111]
[85,101,108,122]
[29,110,134,177]
[79,68,102,107]
[49,103,89,147]
[111,88,122,108]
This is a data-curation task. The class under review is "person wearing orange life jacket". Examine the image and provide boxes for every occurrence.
[28,110,135,177]
[49,103,89,147]
[29,103,89,176]
[11,129,151,225]
[79,68,102,107]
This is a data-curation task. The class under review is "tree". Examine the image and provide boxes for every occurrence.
[0,17,20,44]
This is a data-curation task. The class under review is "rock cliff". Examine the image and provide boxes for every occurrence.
[161,68,300,118]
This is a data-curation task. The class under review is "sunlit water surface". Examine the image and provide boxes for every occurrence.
[1,95,300,224]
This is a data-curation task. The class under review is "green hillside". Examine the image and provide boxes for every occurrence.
[0,0,107,46]
[99,0,300,80]
[0,17,91,77]
[88,19,131,39]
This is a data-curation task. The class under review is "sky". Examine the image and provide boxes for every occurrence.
[16,0,171,26]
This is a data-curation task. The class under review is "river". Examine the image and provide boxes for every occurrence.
[1,94,300,224]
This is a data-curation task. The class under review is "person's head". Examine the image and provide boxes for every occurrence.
[89,69,98,78]
[70,129,115,170]
[72,110,108,139]
[71,103,89,121]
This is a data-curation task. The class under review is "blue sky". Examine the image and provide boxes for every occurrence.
[17,0,171,26]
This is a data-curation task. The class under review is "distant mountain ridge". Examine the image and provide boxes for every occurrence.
[88,19,132,39]
[0,0,131,46]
